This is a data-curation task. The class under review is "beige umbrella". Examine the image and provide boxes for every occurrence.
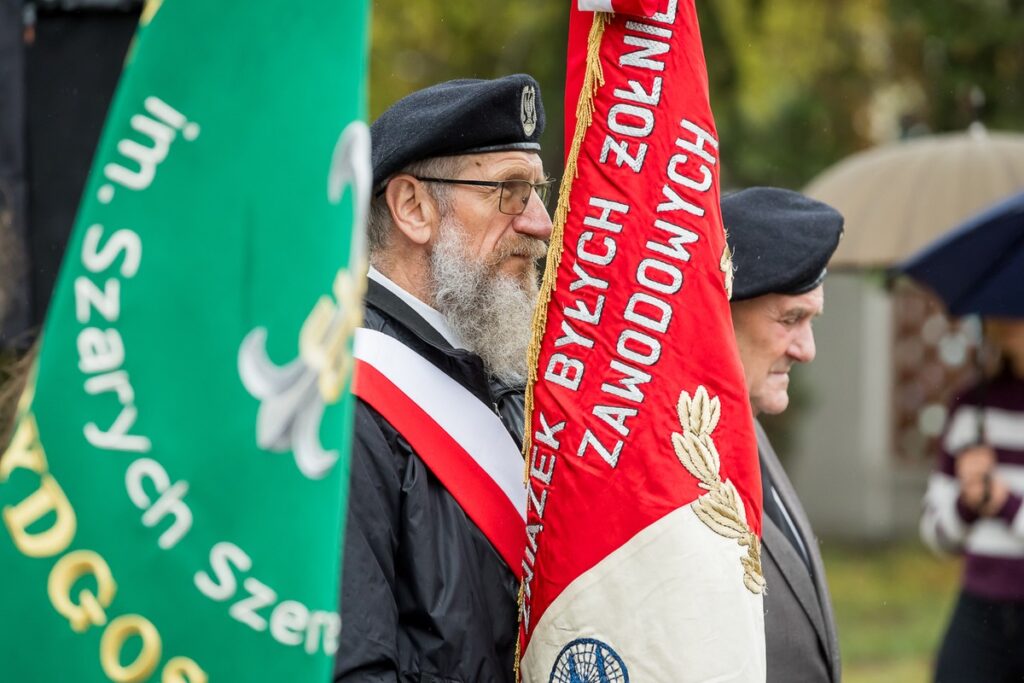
[803,126,1024,269]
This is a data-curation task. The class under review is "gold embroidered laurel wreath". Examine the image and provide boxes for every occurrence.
[672,386,765,594]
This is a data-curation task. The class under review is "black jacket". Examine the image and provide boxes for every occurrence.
[334,280,525,683]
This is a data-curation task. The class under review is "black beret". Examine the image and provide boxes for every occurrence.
[371,74,546,189]
[722,187,844,301]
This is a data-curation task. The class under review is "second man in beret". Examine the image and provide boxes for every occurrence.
[723,186,844,683]
[335,74,553,682]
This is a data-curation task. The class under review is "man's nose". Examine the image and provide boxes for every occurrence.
[789,325,816,364]
[512,192,554,241]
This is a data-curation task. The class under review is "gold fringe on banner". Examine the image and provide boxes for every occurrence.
[514,11,610,683]
[521,11,610,469]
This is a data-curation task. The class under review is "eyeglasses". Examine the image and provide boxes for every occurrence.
[415,176,556,216]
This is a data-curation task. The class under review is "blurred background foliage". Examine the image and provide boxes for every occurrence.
[370,0,1024,190]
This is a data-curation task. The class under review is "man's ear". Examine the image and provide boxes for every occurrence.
[385,175,439,246]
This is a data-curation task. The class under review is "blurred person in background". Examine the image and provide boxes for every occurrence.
[723,187,844,683]
[920,318,1024,683]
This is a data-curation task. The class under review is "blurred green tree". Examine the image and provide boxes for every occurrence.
[888,0,1024,134]
[698,1,889,189]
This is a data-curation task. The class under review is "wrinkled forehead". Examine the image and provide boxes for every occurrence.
[771,286,825,315]
[457,150,546,180]
[733,286,824,319]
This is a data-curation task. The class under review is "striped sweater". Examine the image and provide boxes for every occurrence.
[920,369,1024,602]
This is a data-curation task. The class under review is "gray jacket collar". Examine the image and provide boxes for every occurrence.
[756,420,842,681]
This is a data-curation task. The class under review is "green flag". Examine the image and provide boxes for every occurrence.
[0,1,369,680]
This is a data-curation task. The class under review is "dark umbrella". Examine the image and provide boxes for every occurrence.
[895,190,1024,470]
[895,190,1024,318]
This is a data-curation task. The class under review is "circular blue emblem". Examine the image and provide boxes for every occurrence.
[549,637,629,683]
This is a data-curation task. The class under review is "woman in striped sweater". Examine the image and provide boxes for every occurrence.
[920,319,1024,683]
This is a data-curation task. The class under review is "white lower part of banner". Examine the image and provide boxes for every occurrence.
[577,0,614,11]
[522,505,766,682]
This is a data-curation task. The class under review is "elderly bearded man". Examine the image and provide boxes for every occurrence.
[723,187,844,683]
[334,75,553,682]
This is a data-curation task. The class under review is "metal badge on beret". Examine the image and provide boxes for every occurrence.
[521,84,538,137]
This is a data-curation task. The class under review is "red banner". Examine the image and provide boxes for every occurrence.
[519,2,765,680]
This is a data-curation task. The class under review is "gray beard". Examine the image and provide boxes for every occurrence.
[429,219,541,385]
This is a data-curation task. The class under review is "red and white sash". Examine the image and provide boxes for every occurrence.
[351,328,526,577]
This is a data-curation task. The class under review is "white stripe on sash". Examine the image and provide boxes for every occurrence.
[353,328,526,520]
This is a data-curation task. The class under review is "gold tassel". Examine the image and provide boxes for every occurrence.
[515,12,610,683]
[521,11,609,468]
[513,579,528,683]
